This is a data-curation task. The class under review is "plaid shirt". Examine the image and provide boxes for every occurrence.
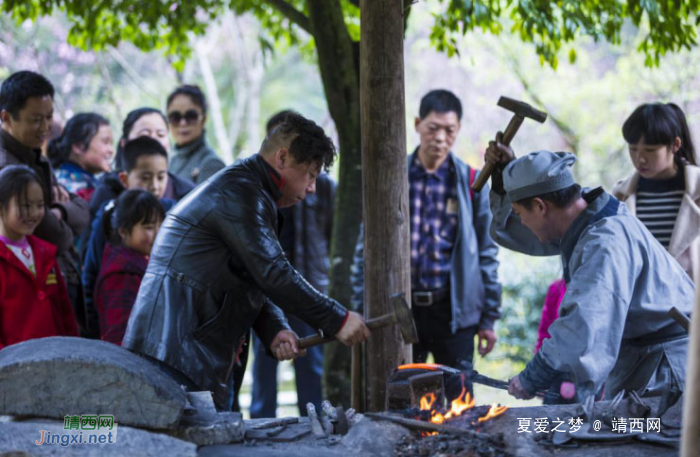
[409,152,459,291]
[95,243,149,345]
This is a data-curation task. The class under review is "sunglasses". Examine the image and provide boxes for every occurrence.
[167,109,203,125]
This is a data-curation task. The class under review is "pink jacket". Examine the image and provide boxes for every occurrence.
[535,279,566,353]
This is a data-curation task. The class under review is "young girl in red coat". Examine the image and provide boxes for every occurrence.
[95,189,165,345]
[0,165,78,349]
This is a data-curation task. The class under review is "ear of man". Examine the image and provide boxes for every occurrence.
[275,148,292,170]
[118,171,129,188]
[0,110,12,124]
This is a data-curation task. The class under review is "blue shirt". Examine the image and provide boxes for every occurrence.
[408,152,459,291]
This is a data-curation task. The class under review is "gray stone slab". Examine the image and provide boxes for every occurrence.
[0,420,196,456]
[0,337,186,430]
[201,414,410,457]
[174,392,244,445]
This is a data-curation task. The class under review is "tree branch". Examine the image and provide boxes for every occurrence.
[265,0,313,35]
[348,0,359,7]
[404,0,415,35]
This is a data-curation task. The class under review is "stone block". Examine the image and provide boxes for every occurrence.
[0,337,186,430]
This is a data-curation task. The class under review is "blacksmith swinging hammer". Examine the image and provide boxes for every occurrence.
[471,96,548,192]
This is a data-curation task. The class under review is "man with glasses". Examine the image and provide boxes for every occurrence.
[353,90,502,373]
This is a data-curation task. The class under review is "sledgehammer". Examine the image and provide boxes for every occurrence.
[471,96,547,192]
[298,293,418,349]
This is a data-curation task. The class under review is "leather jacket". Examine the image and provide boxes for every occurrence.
[122,155,348,408]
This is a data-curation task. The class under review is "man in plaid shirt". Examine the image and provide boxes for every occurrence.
[353,90,501,371]
[407,90,501,371]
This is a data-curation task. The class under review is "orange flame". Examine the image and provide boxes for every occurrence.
[420,392,436,410]
[413,368,508,433]
[398,363,442,371]
[477,404,508,423]
[419,385,475,425]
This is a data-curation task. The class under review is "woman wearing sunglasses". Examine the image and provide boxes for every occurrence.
[166,85,225,185]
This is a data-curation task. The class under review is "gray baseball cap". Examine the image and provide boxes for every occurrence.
[503,151,577,202]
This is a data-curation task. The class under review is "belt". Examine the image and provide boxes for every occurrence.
[412,288,450,307]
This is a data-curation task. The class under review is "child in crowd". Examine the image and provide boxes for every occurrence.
[82,136,176,335]
[48,112,113,202]
[95,189,165,345]
[613,103,699,282]
[91,107,193,224]
[0,165,78,349]
[534,278,576,404]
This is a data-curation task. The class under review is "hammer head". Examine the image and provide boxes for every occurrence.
[389,293,419,344]
[498,96,547,123]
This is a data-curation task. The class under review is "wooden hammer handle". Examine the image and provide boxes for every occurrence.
[669,306,691,333]
[297,314,394,349]
[471,115,525,192]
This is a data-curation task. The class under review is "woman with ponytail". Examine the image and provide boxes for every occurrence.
[613,102,700,281]
[48,113,113,203]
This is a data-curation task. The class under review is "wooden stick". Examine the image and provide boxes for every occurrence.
[669,306,691,334]
[364,412,480,439]
[681,269,700,457]
[351,343,364,412]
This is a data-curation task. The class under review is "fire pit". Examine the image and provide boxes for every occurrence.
[385,363,509,432]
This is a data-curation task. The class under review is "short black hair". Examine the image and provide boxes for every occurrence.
[107,189,165,244]
[623,102,696,166]
[0,165,46,218]
[419,89,462,121]
[0,71,55,119]
[266,110,294,134]
[114,107,169,170]
[122,136,168,172]
[261,111,336,172]
[47,112,110,168]
[515,184,582,210]
[166,85,207,115]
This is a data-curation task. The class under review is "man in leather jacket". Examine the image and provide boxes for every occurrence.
[123,112,369,410]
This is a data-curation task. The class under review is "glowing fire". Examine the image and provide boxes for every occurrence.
[418,381,507,429]
[397,363,509,431]
[477,404,509,423]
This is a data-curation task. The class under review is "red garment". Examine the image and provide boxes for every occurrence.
[76,187,95,203]
[95,243,148,345]
[0,235,79,349]
[535,278,566,353]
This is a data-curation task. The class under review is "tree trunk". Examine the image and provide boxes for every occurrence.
[359,0,411,412]
[306,0,362,407]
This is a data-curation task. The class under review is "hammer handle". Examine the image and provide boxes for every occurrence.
[669,306,691,334]
[298,313,394,349]
[471,115,525,192]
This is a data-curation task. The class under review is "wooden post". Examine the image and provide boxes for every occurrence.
[360,0,412,412]
[681,268,700,457]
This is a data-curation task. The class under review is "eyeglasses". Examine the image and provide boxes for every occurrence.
[167,109,203,125]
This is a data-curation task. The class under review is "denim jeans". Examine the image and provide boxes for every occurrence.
[249,315,324,418]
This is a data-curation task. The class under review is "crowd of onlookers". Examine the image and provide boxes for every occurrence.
[0,71,222,348]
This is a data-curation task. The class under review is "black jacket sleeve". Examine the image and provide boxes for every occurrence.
[213,187,348,337]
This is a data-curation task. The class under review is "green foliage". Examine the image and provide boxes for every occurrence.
[493,252,560,365]
[4,0,699,71]
[432,0,700,67]
[1,0,227,70]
